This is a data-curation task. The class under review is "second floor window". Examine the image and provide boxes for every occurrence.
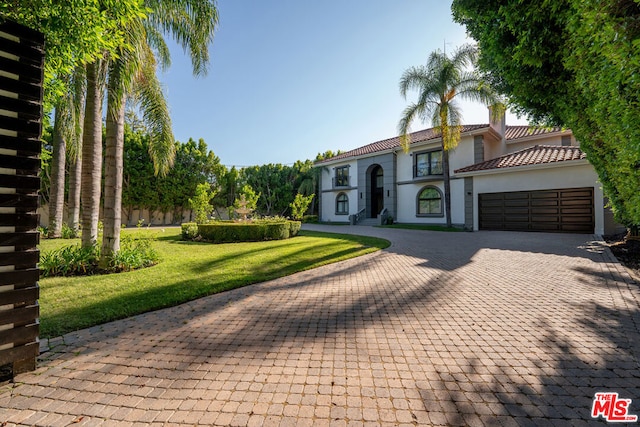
[415,150,443,177]
[335,166,349,186]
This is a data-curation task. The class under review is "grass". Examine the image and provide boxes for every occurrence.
[378,223,464,232]
[38,228,389,338]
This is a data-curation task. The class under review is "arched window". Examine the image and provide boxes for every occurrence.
[417,186,443,216]
[336,193,349,215]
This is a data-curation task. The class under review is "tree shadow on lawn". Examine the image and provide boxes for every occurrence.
[40,238,384,338]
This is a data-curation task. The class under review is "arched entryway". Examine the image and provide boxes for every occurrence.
[370,165,384,218]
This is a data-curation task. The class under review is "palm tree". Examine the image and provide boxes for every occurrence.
[47,102,68,238]
[80,58,107,248]
[101,29,174,263]
[47,69,85,238]
[100,0,218,263]
[398,44,501,227]
[67,69,86,237]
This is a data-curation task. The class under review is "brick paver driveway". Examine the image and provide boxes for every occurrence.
[2,225,639,426]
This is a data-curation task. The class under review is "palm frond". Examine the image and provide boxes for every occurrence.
[133,46,175,176]
[145,0,218,77]
[143,24,172,70]
[398,102,428,152]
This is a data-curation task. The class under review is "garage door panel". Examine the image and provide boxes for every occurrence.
[531,199,559,207]
[531,216,561,222]
[503,207,530,215]
[561,189,593,198]
[531,207,560,215]
[531,191,559,199]
[503,192,529,200]
[562,224,594,232]
[479,187,594,233]
[562,207,593,215]
[561,199,592,206]
[504,200,529,208]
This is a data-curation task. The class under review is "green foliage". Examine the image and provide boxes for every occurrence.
[302,215,319,223]
[242,163,297,216]
[452,0,640,226]
[40,235,158,277]
[1,0,148,109]
[235,184,260,211]
[290,193,315,220]
[61,223,78,239]
[185,220,301,243]
[289,220,301,237]
[181,222,198,239]
[40,244,100,277]
[109,236,159,273]
[39,135,52,205]
[314,150,345,162]
[123,127,225,219]
[189,182,216,224]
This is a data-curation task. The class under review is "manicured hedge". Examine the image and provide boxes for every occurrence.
[182,220,301,243]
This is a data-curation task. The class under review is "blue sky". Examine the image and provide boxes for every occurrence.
[158,1,528,167]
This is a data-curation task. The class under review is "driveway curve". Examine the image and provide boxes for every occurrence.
[2,225,639,426]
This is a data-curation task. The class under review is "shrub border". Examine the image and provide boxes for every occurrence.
[181,221,301,243]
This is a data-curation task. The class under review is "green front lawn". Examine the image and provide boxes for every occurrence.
[38,228,389,338]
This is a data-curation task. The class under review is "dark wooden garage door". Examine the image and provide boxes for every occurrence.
[479,187,594,233]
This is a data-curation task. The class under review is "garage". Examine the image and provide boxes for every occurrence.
[479,187,594,233]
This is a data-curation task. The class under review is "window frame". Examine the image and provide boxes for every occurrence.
[335,165,349,187]
[416,185,444,217]
[335,192,349,215]
[414,149,444,178]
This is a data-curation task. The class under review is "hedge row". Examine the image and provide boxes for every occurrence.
[181,221,301,243]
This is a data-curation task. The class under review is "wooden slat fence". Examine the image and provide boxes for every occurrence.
[0,20,44,378]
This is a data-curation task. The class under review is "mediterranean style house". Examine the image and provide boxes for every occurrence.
[316,110,622,235]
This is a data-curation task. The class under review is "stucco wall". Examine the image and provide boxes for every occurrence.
[320,188,358,222]
[318,160,358,222]
[506,134,576,154]
[396,179,465,225]
[468,163,605,234]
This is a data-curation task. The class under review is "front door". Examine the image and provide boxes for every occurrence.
[370,166,383,217]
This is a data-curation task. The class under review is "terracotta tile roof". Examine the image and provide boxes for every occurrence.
[505,125,565,140]
[454,145,586,174]
[315,124,489,164]
[315,124,571,164]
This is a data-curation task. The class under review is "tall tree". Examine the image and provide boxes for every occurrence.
[80,59,107,248]
[398,44,500,227]
[67,69,86,236]
[47,103,68,238]
[100,0,218,262]
[48,68,85,238]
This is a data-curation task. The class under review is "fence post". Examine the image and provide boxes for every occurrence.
[0,20,45,377]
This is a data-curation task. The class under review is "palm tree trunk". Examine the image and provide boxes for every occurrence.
[67,152,82,235]
[101,91,126,266]
[443,148,452,228]
[80,60,104,248]
[48,107,66,238]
